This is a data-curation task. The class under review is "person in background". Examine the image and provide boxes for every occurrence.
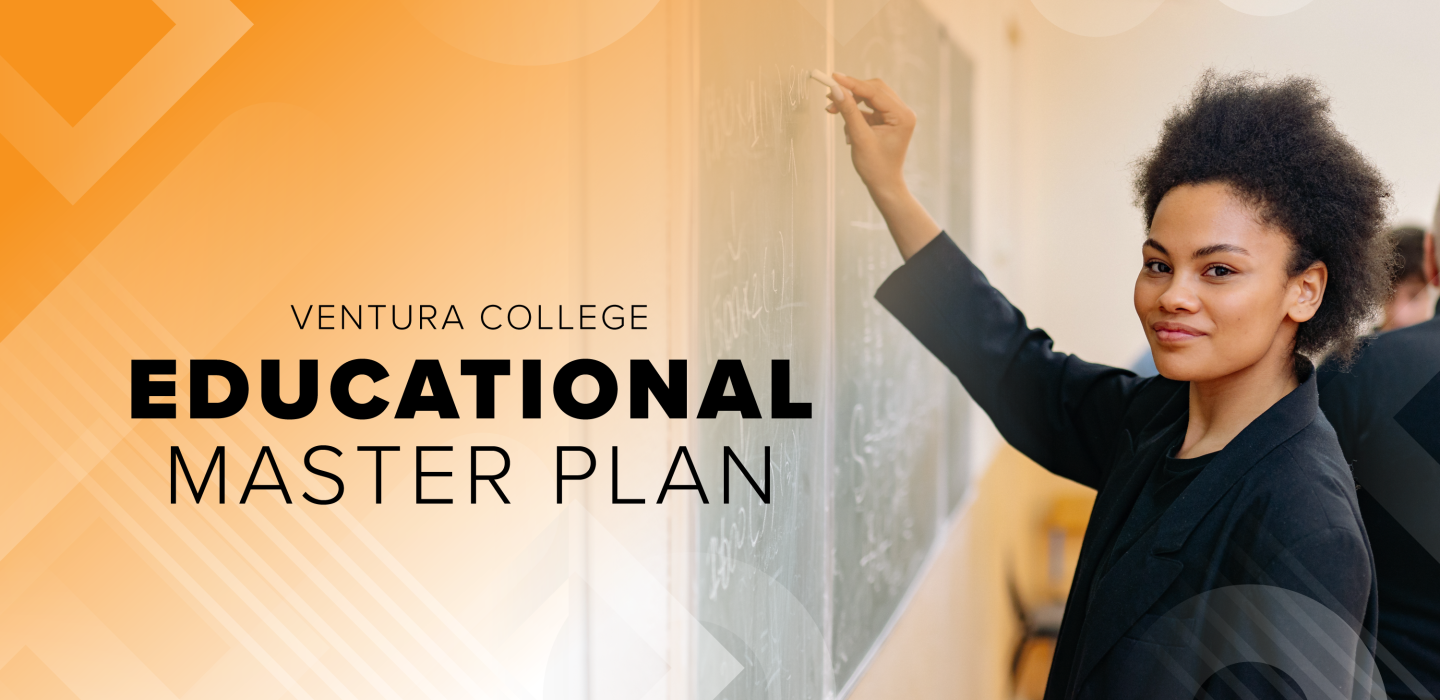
[1379,225,1433,331]
[1319,205,1440,699]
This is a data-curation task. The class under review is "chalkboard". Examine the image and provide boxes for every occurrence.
[694,0,830,697]
[694,0,973,695]
[832,0,973,689]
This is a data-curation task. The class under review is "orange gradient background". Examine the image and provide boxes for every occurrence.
[10,0,1440,698]
[0,0,699,697]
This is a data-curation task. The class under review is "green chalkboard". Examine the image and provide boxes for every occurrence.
[695,0,973,695]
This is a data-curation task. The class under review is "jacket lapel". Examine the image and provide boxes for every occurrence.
[1072,383,1189,584]
[1151,372,1318,555]
[1066,422,1187,694]
[1069,372,1321,692]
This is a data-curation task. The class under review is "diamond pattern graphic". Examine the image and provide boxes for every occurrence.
[1395,369,1440,466]
[0,0,175,126]
[0,0,250,203]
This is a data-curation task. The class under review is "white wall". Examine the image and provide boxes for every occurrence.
[1010,0,1440,367]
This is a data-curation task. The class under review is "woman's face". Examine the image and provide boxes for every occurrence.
[1134,182,1327,383]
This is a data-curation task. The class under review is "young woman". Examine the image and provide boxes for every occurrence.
[826,72,1392,699]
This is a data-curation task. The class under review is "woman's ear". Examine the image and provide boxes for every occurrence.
[1287,261,1328,323]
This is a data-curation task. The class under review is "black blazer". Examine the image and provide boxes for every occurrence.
[1319,306,1440,698]
[875,232,1379,699]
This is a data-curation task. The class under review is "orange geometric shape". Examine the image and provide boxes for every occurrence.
[0,0,175,126]
[0,648,82,700]
[49,520,229,697]
[0,0,250,203]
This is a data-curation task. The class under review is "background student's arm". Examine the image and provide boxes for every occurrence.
[831,73,1145,488]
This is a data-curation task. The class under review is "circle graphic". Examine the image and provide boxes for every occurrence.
[1218,0,1315,16]
[1028,0,1167,38]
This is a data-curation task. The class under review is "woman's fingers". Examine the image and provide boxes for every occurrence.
[834,73,906,119]
[832,74,914,136]
[828,79,876,148]
[826,95,886,127]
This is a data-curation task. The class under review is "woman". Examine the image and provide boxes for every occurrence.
[826,71,1392,699]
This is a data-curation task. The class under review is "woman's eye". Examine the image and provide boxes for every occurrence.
[1205,265,1236,277]
[1145,260,1172,274]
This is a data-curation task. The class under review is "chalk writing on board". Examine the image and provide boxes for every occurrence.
[695,0,971,696]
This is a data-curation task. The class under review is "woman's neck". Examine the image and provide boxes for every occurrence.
[1177,346,1300,460]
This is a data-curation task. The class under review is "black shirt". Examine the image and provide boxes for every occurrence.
[1319,301,1440,699]
[1097,434,1217,584]
[875,231,1377,700]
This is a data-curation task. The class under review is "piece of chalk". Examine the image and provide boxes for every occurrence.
[809,69,845,99]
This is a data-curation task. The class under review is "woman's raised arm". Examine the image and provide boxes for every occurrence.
[827,72,1158,488]
[828,73,944,260]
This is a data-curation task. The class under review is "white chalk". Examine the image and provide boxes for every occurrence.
[809,69,846,100]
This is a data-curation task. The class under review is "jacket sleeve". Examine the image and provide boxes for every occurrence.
[874,231,1147,489]
[1261,526,1374,629]
[1218,526,1377,700]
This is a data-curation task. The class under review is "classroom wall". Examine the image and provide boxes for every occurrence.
[472,0,1440,696]
[1009,0,1440,369]
[845,1,1440,698]
[846,445,1093,700]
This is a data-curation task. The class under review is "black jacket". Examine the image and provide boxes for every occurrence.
[875,232,1379,700]
[1319,303,1440,699]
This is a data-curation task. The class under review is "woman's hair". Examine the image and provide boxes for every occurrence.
[1133,70,1393,366]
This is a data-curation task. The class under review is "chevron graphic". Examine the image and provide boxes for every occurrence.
[0,0,250,203]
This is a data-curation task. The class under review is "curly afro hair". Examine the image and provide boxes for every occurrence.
[1134,70,1394,367]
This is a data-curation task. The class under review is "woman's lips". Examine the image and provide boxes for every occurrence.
[1153,322,1205,343]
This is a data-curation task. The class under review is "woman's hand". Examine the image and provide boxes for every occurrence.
[826,73,942,260]
[827,74,914,197]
